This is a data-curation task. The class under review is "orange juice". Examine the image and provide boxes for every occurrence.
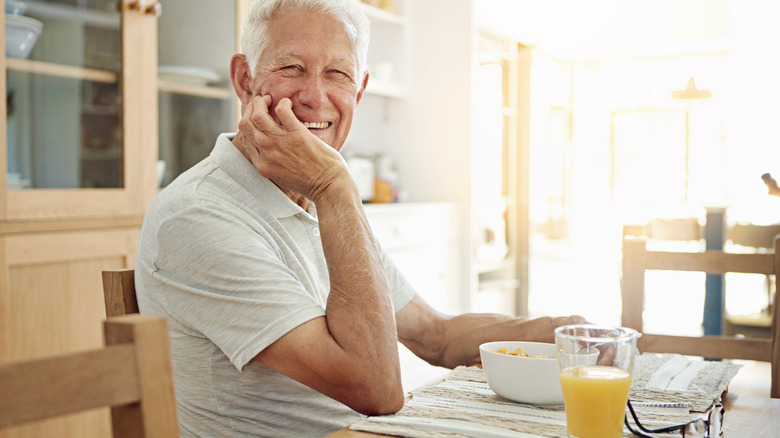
[559,366,631,438]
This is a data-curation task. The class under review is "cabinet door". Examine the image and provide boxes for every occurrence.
[156,0,241,186]
[0,228,138,438]
[366,202,463,313]
[2,1,157,219]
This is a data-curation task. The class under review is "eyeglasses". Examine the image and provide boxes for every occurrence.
[625,399,724,437]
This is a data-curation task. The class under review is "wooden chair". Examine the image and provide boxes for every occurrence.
[103,269,139,317]
[0,314,179,437]
[621,235,780,398]
[723,223,780,338]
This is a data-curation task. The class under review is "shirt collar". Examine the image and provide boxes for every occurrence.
[210,133,316,220]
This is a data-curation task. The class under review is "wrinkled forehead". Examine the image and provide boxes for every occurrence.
[265,7,360,71]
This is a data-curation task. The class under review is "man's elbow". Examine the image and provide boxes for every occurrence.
[346,379,405,416]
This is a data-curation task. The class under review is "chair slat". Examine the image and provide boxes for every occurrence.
[640,334,772,363]
[0,345,138,428]
[0,315,179,436]
[103,269,139,317]
[646,251,775,275]
[105,315,179,438]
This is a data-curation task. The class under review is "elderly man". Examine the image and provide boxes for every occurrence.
[135,0,586,436]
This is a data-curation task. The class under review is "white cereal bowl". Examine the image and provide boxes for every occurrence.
[479,341,564,406]
[5,15,43,59]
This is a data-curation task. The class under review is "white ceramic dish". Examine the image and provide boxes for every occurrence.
[5,14,43,59]
[158,66,221,86]
[479,340,597,406]
[480,341,563,405]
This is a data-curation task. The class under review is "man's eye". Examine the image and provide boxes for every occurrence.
[329,70,351,79]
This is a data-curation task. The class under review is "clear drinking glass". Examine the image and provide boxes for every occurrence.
[554,325,640,438]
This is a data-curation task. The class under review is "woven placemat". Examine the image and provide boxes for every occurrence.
[350,353,736,438]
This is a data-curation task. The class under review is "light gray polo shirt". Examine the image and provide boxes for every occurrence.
[135,134,416,437]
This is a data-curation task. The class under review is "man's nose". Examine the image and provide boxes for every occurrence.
[298,74,327,109]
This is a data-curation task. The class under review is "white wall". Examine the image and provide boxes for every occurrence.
[727,1,780,205]
[407,0,475,205]
[476,0,729,60]
[408,0,477,307]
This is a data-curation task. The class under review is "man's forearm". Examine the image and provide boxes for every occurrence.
[422,313,585,369]
[320,196,398,353]
[314,181,403,409]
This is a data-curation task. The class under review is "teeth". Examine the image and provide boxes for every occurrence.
[302,121,330,129]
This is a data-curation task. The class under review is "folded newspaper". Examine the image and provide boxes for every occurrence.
[348,354,740,438]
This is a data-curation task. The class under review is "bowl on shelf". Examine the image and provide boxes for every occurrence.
[5,14,43,59]
[479,340,597,406]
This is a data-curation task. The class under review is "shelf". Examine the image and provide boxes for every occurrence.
[80,147,122,160]
[5,58,117,84]
[476,257,515,274]
[157,79,234,100]
[5,58,234,101]
[24,0,120,29]
[365,79,406,99]
[726,314,772,328]
[477,278,521,292]
[81,104,119,116]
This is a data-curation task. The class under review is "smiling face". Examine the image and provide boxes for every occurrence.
[245,7,366,151]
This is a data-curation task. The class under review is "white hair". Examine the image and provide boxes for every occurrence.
[240,0,370,82]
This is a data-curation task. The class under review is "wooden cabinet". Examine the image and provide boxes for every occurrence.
[3,1,157,220]
[366,202,463,314]
[1,1,246,436]
[365,202,462,391]
[156,0,239,186]
[470,32,530,316]
[0,228,136,437]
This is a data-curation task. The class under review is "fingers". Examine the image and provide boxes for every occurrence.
[243,96,304,138]
[247,95,275,132]
[274,98,302,131]
[596,344,617,366]
[238,95,275,167]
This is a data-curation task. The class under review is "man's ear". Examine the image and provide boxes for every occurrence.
[356,72,369,105]
[230,54,254,104]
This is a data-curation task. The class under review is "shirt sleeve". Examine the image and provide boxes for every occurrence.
[378,242,418,313]
[152,203,326,371]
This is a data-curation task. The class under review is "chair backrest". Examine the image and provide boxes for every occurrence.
[646,217,703,242]
[621,235,780,398]
[103,269,139,317]
[728,223,780,250]
[623,217,703,242]
[0,315,179,437]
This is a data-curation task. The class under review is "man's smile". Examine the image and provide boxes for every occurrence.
[301,121,332,129]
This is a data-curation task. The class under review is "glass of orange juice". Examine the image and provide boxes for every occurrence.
[554,325,640,438]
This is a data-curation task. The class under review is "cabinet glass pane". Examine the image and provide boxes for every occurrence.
[158,93,233,186]
[157,0,236,187]
[5,0,122,189]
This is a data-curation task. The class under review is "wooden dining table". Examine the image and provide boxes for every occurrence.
[325,390,780,437]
